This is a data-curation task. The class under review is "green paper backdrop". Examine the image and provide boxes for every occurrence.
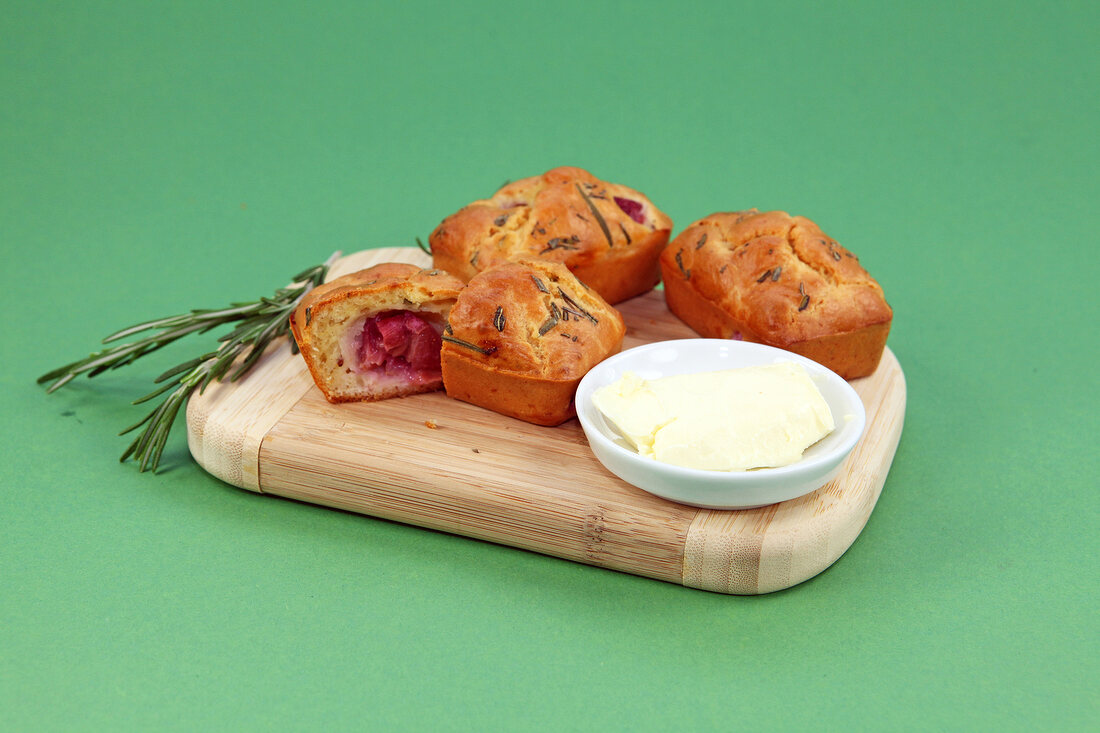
[2,1,1096,730]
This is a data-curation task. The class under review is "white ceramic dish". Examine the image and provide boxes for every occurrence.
[575,339,867,510]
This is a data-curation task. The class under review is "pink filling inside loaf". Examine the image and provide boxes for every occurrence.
[614,197,645,224]
[356,310,443,384]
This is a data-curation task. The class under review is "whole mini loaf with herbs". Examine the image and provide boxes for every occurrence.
[429,166,672,305]
[441,259,625,425]
[659,210,892,378]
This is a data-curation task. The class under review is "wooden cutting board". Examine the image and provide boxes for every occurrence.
[186,247,906,594]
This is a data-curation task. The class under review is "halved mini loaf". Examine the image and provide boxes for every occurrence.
[290,263,466,402]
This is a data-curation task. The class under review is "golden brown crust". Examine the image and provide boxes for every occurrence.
[429,166,672,304]
[659,210,892,379]
[290,263,465,402]
[441,259,625,425]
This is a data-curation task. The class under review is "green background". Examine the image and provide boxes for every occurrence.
[3,1,1096,730]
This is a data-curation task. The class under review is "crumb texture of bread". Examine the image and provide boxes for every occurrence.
[659,210,892,379]
[290,263,465,402]
[429,166,672,305]
[441,259,625,425]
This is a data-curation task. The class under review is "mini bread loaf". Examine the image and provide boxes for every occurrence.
[290,263,465,402]
[659,210,892,379]
[441,259,625,426]
[429,166,672,305]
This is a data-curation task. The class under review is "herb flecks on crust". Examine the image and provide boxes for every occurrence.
[428,167,673,305]
[575,183,614,248]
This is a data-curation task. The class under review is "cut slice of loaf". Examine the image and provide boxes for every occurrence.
[289,263,465,402]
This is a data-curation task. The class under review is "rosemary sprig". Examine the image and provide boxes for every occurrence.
[37,253,338,473]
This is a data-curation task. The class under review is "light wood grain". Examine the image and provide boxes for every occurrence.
[187,247,906,594]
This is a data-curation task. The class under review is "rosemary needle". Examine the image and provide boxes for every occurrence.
[38,252,340,473]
